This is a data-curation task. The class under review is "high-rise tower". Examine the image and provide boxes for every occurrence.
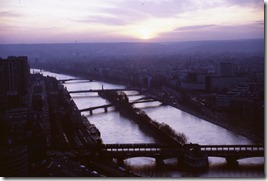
[0,56,30,111]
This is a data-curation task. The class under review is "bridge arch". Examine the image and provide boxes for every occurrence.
[109,155,180,167]
[98,143,264,167]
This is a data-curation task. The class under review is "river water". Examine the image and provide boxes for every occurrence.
[35,69,264,178]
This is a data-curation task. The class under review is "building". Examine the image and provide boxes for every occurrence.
[215,94,232,108]
[0,145,29,176]
[205,75,248,93]
[219,62,233,76]
[180,72,207,91]
[0,56,30,112]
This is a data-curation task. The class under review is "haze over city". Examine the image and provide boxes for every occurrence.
[0,0,264,44]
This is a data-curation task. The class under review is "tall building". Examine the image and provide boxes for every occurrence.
[0,56,30,111]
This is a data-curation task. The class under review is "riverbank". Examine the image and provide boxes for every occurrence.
[169,99,263,144]
[36,68,264,144]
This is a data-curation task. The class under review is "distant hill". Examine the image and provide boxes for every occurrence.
[0,39,264,60]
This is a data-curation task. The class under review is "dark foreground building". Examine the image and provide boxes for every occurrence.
[0,56,30,112]
[0,56,107,177]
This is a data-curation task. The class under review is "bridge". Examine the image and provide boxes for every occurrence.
[59,78,92,83]
[97,143,264,166]
[79,104,114,115]
[130,96,159,104]
[48,143,264,168]
[79,98,159,115]
[69,88,139,94]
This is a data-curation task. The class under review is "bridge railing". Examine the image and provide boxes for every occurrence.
[101,143,182,149]
[100,143,183,153]
[200,145,264,152]
[199,145,264,158]
[103,147,163,152]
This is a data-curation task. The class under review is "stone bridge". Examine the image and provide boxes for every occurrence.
[98,143,264,166]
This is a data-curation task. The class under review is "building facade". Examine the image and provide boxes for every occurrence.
[0,56,30,112]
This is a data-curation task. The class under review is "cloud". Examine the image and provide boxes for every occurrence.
[85,0,263,28]
[0,11,21,18]
[254,20,264,25]
[114,0,194,18]
[158,22,264,41]
[73,1,188,27]
[0,25,20,31]
[225,0,264,7]
[100,7,150,22]
[0,0,264,43]
[175,24,218,31]
[72,6,150,26]
[74,16,129,26]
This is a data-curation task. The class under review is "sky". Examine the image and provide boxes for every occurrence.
[0,0,265,44]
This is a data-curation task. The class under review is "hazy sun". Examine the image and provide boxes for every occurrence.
[138,28,156,40]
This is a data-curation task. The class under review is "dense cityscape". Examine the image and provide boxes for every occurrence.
[30,40,264,141]
[0,39,265,177]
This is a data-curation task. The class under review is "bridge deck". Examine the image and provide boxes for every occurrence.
[79,104,114,112]
[59,78,89,82]
[99,144,264,160]
[79,99,158,113]
[200,145,264,158]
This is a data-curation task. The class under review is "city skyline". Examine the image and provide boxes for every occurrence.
[0,0,265,44]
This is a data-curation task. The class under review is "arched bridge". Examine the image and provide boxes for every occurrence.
[97,143,264,165]
[99,143,183,161]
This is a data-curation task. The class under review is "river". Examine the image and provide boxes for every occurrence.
[34,69,264,177]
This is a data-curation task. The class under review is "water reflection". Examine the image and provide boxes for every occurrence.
[86,112,158,144]
[141,106,252,145]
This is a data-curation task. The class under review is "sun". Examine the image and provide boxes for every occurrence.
[138,28,156,40]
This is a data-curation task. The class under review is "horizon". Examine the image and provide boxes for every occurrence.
[0,37,264,45]
[0,0,264,44]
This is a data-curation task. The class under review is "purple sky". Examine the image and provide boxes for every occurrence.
[0,0,265,44]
